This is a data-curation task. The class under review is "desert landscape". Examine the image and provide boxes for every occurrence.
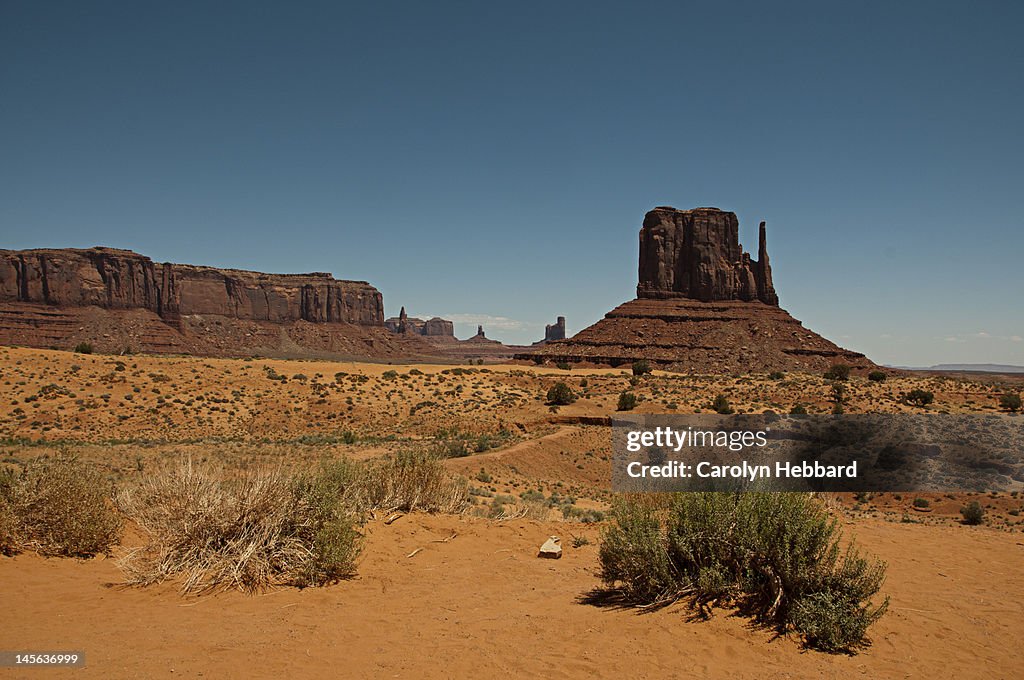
[4,4,1023,676]
[2,206,1023,678]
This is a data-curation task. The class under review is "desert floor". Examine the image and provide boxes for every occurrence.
[1,346,1023,678]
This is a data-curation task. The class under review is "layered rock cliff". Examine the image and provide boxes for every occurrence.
[637,207,778,305]
[0,247,383,326]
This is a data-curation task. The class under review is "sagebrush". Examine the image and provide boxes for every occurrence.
[2,457,122,557]
[598,492,888,652]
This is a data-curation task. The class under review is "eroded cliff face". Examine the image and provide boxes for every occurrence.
[0,247,383,326]
[637,207,778,305]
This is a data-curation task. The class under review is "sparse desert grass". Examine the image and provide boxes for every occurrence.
[598,492,889,652]
[0,456,122,557]
[117,459,362,593]
[361,450,468,513]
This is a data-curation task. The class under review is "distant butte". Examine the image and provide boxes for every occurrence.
[0,247,438,359]
[517,207,873,373]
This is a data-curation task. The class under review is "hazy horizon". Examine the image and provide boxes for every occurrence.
[2,1,1021,365]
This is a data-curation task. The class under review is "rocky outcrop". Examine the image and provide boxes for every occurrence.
[0,247,384,326]
[637,207,778,305]
[518,206,873,373]
[384,308,456,338]
[544,316,566,342]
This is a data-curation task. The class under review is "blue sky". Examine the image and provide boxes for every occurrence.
[1,1,1021,365]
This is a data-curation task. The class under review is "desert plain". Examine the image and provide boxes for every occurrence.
[1,345,1022,679]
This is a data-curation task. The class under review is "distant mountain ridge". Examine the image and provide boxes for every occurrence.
[893,363,1024,373]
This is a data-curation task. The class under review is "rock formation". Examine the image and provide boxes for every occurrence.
[0,247,383,325]
[637,207,778,305]
[0,247,444,359]
[384,310,456,339]
[544,316,566,342]
[517,207,872,373]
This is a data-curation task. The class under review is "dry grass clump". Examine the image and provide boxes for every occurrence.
[0,457,122,557]
[598,492,888,652]
[361,451,468,514]
[117,459,362,594]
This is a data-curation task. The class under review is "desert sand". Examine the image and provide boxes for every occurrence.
[1,346,1023,678]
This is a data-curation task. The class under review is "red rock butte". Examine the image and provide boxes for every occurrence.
[0,247,437,358]
[517,206,873,373]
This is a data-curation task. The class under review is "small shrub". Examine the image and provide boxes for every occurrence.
[382,370,398,380]
[73,342,94,354]
[867,371,887,382]
[361,451,468,514]
[118,459,361,593]
[0,495,17,556]
[617,391,638,411]
[912,497,930,509]
[790,404,809,415]
[598,493,888,652]
[905,389,934,407]
[960,500,984,525]
[546,382,576,406]
[999,393,1022,413]
[824,364,851,381]
[10,457,122,557]
[712,395,733,415]
[555,362,571,371]
[632,360,652,376]
[768,371,785,380]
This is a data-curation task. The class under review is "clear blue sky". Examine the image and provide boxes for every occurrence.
[2,1,1021,365]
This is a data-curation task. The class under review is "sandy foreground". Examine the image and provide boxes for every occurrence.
[2,513,1022,679]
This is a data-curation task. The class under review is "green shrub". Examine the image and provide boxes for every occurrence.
[555,361,571,371]
[712,395,734,415]
[999,393,1022,413]
[598,493,888,652]
[72,342,94,354]
[10,457,122,557]
[960,500,984,525]
[768,371,785,380]
[867,371,887,382]
[912,497,930,509]
[617,391,638,411]
[905,389,934,407]
[824,364,851,381]
[790,404,809,415]
[382,370,398,380]
[632,360,652,376]
[546,382,576,405]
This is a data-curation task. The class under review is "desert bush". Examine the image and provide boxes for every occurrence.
[361,451,468,514]
[790,404,809,415]
[912,497,930,509]
[0,493,17,556]
[867,371,887,382]
[823,364,851,381]
[617,391,638,411]
[546,381,576,405]
[8,457,121,557]
[768,371,785,380]
[555,361,571,371]
[72,342,94,354]
[960,500,984,525]
[598,492,888,652]
[712,395,734,415]
[632,360,652,376]
[905,389,934,407]
[999,393,1022,413]
[118,459,361,593]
